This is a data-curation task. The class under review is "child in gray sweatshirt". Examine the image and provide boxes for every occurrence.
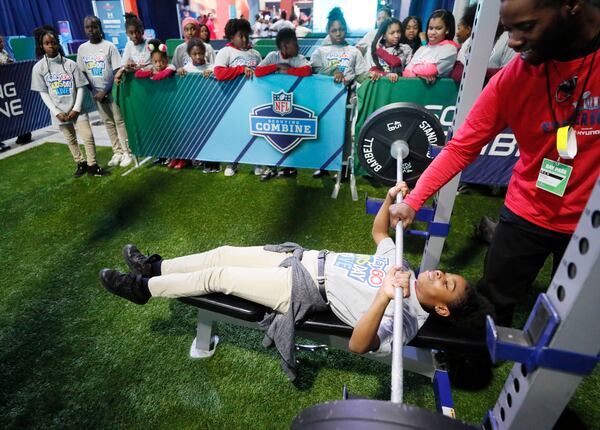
[310,7,368,85]
[403,9,459,84]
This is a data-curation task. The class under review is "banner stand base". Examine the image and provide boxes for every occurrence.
[331,156,358,201]
[122,156,151,176]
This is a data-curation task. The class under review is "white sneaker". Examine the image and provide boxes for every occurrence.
[108,153,122,167]
[120,153,133,167]
[254,165,264,176]
[224,165,237,177]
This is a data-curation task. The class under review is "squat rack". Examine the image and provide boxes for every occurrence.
[425,1,600,427]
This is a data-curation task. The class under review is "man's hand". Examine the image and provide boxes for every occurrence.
[244,67,254,79]
[56,112,69,122]
[202,69,212,78]
[379,266,410,301]
[125,60,136,71]
[277,63,290,73]
[389,202,416,229]
[178,67,187,76]
[93,90,107,102]
[333,70,345,84]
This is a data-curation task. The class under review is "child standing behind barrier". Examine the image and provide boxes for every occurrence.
[401,16,426,55]
[310,7,368,86]
[402,9,459,84]
[171,18,201,170]
[310,7,368,178]
[255,28,311,78]
[114,13,150,84]
[0,35,13,64]
[198,24,216,64]
[178,39,219,173]
[367,18,413,83]
[214,18,261,81]
[214,18,262,177]
[179,38,213,77]
[134,39,176,80]
[78,16,132,168]
[31,30,109,177]
[255,28,311,181]
[172,17,200,70]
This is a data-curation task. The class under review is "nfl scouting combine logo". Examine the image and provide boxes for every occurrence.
[249,90,318,153]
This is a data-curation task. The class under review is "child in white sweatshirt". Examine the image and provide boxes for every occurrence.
[31,29,108,177]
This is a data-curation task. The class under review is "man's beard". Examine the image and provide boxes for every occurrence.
[523,14,575,64]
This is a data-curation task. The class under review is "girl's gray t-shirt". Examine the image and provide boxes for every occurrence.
[77,40,121,91]
[31,56,88,114]
[121,39,151,68]
[324,237,429,354]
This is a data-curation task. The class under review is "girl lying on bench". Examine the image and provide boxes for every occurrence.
[99,182,491,376]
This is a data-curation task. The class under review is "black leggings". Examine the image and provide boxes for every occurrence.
[478,215,571,326]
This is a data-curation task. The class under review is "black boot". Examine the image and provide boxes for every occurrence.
[74,162,88,178]
[122,244,162,277]
[16,133,32,144]
[87,164,111,176]
[99,269,151,305]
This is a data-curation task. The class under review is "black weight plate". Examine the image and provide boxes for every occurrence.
[357,102,445,186]
[291,400,478,430]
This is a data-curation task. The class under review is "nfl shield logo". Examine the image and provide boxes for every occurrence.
[272,90,293,116]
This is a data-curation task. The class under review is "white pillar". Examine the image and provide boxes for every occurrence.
[453,0,470,27]
[399,0,411,19]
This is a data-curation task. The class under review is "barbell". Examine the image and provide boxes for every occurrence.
[290,103,450,429]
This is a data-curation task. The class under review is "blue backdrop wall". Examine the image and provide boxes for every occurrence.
[137,0,179,40]
[409,0,455,28]
[0,0,93,39]
[0,0,180,43]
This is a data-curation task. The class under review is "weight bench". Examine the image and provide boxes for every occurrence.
[178,293,487,379]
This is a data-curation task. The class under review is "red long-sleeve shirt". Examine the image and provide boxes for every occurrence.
[254,50,313,78]
[213,43,262,81]
[254,63,312,77]
[404,48,600,234]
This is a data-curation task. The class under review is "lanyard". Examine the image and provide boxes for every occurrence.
[544,47,597,133]
[544,33,599,133]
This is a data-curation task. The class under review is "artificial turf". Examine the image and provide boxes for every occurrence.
[0,143,598,429]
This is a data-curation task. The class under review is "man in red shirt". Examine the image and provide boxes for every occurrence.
[390,0,600,325]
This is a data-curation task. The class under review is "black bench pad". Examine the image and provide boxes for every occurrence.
[179,294,487,354]
[179,294,266,322]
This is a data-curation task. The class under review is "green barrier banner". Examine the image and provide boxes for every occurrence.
[354,78,459,176]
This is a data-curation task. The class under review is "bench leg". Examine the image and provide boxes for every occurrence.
[331,170,342,199]
[402,346,436,379]
[189,311,220,359]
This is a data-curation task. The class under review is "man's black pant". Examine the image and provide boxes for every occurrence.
[478,206,571,326]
